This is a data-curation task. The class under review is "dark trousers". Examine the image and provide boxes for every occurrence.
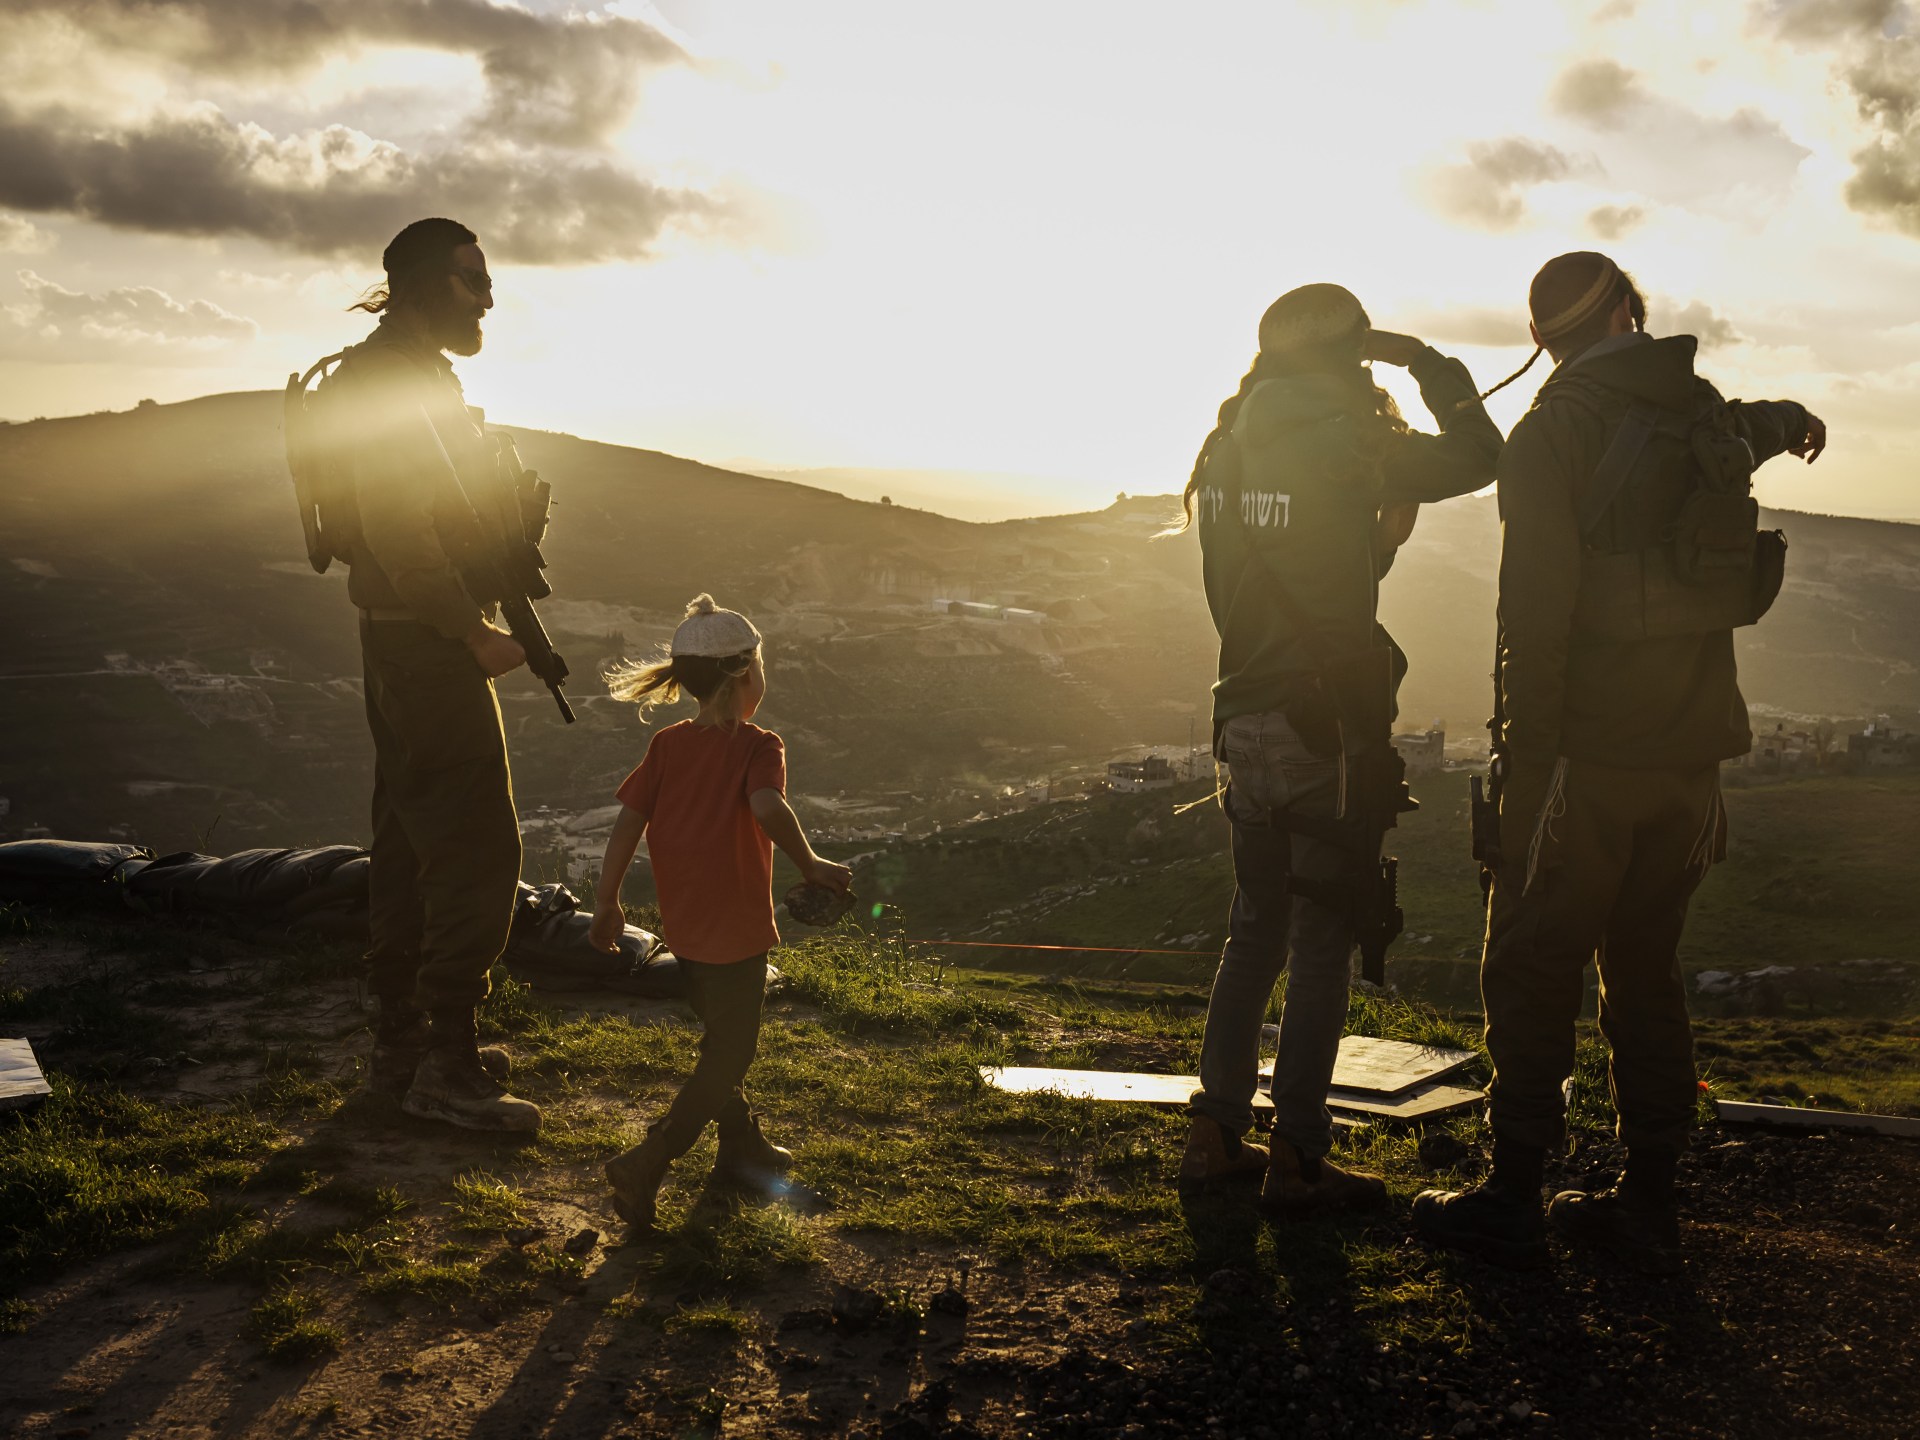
[360,617,522,1012]
[650,953,769,1155]
[1483,758,1723,1154]
[1192,710,1354,1157]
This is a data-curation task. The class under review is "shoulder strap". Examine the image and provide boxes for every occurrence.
[1577,401,1658,538]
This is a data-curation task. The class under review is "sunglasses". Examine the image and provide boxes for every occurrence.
[452,264,493,296]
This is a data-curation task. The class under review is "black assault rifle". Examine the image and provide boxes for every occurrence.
[443,431,575,723]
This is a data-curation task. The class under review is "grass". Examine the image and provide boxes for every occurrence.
[0,1078,277,1292]
[248,1285,343,1362]
[1,892,1915,1399]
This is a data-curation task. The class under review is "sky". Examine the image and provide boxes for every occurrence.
[2,0,1917,519]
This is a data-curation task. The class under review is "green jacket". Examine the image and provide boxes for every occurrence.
[1496,332,1810,774]
[336,318,495,640]
[1198,347,1503,733]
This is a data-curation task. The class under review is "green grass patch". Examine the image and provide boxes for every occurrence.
[656,1205,819,1293]
[665,1299,755,1338]
[247,1285,342,1362]
[0,1078,277,1292]
[449,1171,533,1235]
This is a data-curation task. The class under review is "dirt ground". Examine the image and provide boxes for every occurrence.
[2,927,1917,1440]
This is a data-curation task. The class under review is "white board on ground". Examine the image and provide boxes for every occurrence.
[983,1067,1271,1110]
[0,1037,52,1111]
[1259,1034,1477,1096]
[1716,1100,1920,1139]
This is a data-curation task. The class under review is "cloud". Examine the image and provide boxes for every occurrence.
[1755,0,1901,44]
[1544,59,1810,206]
[1586,203,1646,238]
[0,102,725,265]
[0,212,55,253]
[1420,137,1578,230]
[1651,297,1743,350]
[5,268,257,349]
[3,0,682,148]
[1550,58,1643,128]
[1761,1,1920,238]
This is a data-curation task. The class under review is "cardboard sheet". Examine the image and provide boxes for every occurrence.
[0,1037,52,1111]
[1323,1082,1482,1121]
[1259,1034,1477,1097]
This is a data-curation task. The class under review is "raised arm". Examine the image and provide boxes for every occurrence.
[1366,333,1506,505]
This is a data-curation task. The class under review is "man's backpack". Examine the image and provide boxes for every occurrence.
[282,349,357,574]
[1552,375,1787,643]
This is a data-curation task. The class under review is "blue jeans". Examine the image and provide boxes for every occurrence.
[1190,710,1355,1159]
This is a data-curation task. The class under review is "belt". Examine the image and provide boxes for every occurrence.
[358,607,418,623]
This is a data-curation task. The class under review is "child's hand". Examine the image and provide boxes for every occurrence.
[588,900,627,953]
[807,858,853,893]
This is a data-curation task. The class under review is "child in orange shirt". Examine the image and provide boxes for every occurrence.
[589,595,851,1229]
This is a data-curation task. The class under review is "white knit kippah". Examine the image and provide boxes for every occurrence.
[670,594,761,658]
[1258,283,1370,355]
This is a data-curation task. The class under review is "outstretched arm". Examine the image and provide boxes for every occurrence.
[589,803,649,952]
[750,789,852,893]
[1727,397,1825,467]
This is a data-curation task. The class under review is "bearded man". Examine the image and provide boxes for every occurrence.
[331,217,540,1132]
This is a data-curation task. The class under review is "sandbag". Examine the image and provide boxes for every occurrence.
[505,882,683,997]
[124,845,366,915]
[0,840,153,903]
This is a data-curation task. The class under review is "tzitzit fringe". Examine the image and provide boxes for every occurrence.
[1686,781,1724,873]
[1523,756,1571,893]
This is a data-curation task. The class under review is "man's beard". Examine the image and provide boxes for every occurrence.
[428,295,485,356]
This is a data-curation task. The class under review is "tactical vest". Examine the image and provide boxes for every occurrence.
[283,343,551,591]
[1551,374,1787,643]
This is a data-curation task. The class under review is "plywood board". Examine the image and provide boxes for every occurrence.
[1259,1035,1477,1097]
[982,1066,1270,1111]
[0,1037,52,1111]
[1325,1082,1481,1122]
[1716,1100,1920,1139]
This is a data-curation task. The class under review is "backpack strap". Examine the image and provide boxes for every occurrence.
[1577,401,1658,539]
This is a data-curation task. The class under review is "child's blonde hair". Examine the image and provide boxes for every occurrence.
[605,595,760,722]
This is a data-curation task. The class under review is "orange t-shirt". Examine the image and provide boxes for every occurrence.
[615,719,786,964]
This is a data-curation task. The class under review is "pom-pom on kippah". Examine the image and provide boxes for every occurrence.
[671,594,761,658]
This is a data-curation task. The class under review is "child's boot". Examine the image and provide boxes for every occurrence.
[714,1112,793,1188]
[606,1131,679,1229]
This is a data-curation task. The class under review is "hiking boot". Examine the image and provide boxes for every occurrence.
[366,1012,509,1096]
[400,1044,541,1133]
[1412,1180,1548,1270]
[606,1135,678,1230]
[1548,1185,1683,1275]
[713,1114,794,1188]
[1259,1141,1387,1216]
[1179,1116,1270,1188]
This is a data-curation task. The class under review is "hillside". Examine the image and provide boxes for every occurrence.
[3,394,1918,856]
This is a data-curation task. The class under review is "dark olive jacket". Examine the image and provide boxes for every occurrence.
[1496,332,1811,775]
[1197,347,1503,732]
[335,318,495,639]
